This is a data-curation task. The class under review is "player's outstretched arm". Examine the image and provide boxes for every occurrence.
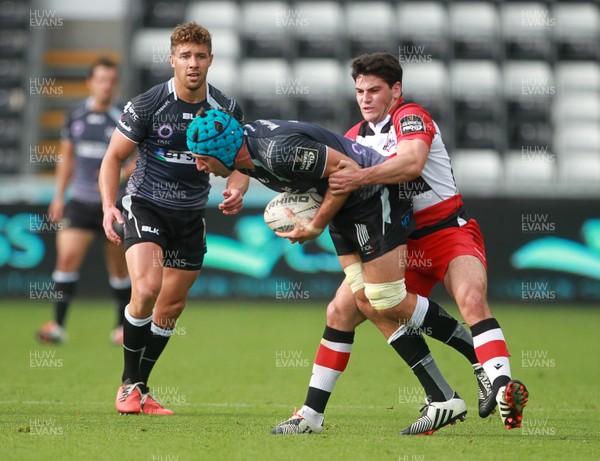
[99,130,137,244]
[329,138,429,194]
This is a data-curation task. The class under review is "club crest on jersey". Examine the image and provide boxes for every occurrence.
[399,114,426,135]
[292,147,317,172]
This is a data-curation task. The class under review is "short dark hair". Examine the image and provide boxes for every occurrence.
[88,57,119,78]
[350,53,403,88]
[171,22,212,54]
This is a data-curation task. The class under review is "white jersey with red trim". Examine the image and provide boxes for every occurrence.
[346,100,462,229]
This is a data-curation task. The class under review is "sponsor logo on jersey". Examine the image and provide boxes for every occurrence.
[154,149,196,164]
[157,124,174,139]
[182,112,195,120]
[70,120,85,138]
[86,113,106,125]
[77,141,108,159]
[154,98,171,117]
[351,142,368,156]
[399,114,426,135]
[292,148,317,172]
[123,101,139,121]
[118,118,132,132]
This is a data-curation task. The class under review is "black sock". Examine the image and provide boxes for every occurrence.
[422,300,478,364]
[390,328,454,401]
[139,322,172,384]
[53,280,77,327]
[121,308,152,384]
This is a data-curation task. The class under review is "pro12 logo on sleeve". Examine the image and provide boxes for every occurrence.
[292,147,318,172]
[399,114,426,135]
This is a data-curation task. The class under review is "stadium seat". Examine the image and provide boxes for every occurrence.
[397,2,450,61]
[131,29,173,69]
[0,117,21,147]
[239,59,292,119]
[503,150,557,193]
[0,0,31,27]
[449,2,501,60]
[137,66,170,93]
[345,2,396,56]
[455,120,504,150]
[503,60,554,121]
[501,2,554,60]
[450,60,502,118]
[507,120,553,150]
[552,94,600,126]
[293,2,344,58]
[0,58,25,88]
[207,58,239,100]
[0,147,20,174]
[0,88,25,114]
[450,149,503,195]
[291,59,345,127]
[185,1,240,30]
[143,0,185,28]
[553,3,600,61]
[554,123,600,158]
[555,61,600,95]
[240,2,293,58]
[559,153,600,193]
[402,60,450,123]
[0,29,28,57]
[209,29,241,60]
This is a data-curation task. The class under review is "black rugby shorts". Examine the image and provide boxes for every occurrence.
[329,184,414,263]
[121,195,206,270]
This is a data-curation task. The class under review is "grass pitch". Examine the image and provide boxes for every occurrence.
[0,300,598,461]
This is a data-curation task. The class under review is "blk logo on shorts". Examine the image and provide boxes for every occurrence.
[141,225,159,235]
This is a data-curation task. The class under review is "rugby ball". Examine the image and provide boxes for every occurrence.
[112,219,125,239]
[264,191,323,233]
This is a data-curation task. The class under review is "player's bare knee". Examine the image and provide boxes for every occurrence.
[326,298,364,330]
[132,282,161,306]
[456,286,490,324]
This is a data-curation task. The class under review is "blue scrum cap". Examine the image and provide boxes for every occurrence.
[186,108,244,169]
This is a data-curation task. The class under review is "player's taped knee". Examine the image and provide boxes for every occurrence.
[343,262,364,293]
[364,279,407,310]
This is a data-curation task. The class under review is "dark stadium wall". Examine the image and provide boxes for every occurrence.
[1,199,599,303]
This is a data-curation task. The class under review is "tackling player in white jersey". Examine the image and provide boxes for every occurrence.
[334,53,528,431]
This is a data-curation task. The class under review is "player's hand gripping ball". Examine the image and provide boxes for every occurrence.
[112,220,124,239]
[264,191,323,233]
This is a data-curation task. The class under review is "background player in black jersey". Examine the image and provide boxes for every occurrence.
[36,58,133,347]
[187,109,472,433]
[99,23,248,415]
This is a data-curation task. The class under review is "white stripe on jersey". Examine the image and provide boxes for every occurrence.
[168,78,176,99]
[355,117,458,213]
